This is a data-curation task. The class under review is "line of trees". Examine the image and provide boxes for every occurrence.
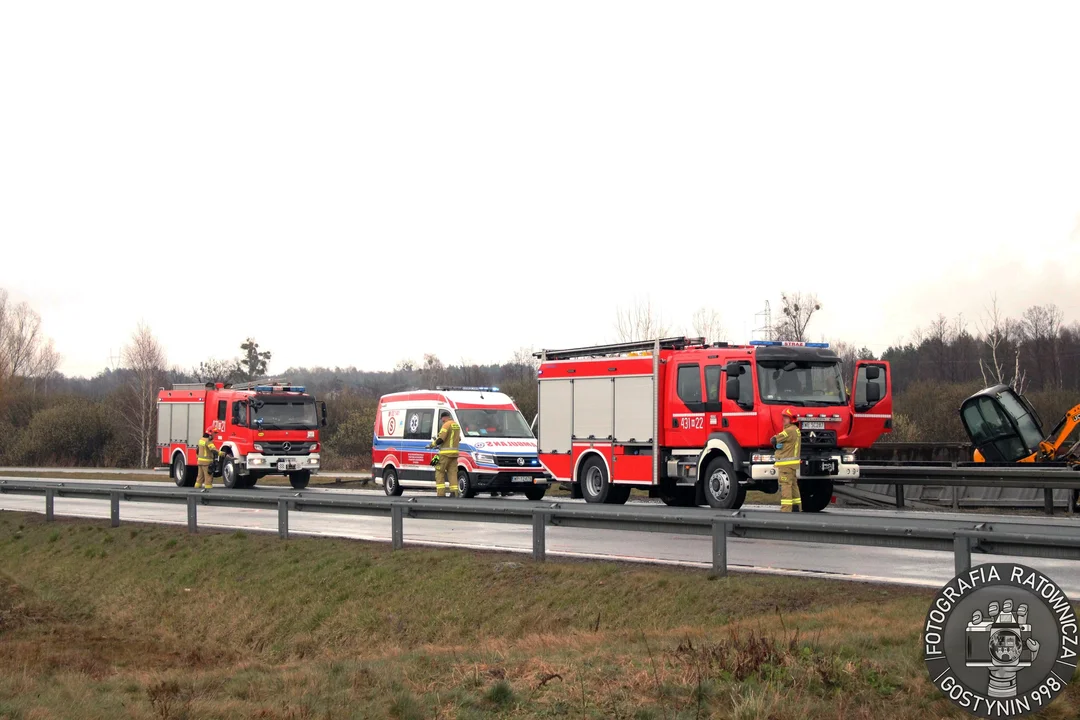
[1,286,1078,470]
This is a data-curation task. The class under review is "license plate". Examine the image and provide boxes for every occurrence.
[802,421,825,430]
[512,476,533,483]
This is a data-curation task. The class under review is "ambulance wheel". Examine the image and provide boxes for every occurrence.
[703,457,740,509]
[798,479,833,513]
[222,457,241,489]
[580,456,612,504]
[172,455,195,487]
[383,467,403,496]
[457,469,475,498]
[289,470,311,490]
[524,485,547,501]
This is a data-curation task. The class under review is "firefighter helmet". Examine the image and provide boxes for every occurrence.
[781,407,797,421]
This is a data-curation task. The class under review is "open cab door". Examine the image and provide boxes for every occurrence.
[959,385,1044,463]
[846,360,892,447]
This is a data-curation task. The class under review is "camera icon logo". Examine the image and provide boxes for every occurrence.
[966,599,1041,698]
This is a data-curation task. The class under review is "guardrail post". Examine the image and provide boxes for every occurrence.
[45,488,55,522]
[187,495,198,533]
[277,499,289,539]
[711,520,728,576]
[954,535,971,575]
[894,484,905,509]
[391,504,404,550]
[110,492,120,528]
[951,486,959,512]
[1044,489,1054,516]
[532,509,546,561]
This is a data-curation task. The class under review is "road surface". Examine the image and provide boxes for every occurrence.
[2,476,1079,594]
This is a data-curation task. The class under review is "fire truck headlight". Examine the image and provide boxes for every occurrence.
[250,458,265,466]
[253,444,263,452]
[842,454,855,463]
[752,454,775,463]
[310,443,319,452]
[308,458,319,465]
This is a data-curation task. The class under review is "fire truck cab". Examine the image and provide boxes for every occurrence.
[157,381,327,490]
[534,337,892,512]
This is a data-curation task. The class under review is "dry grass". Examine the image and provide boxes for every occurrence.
[0,469,370,488]
[0,511,1077,719]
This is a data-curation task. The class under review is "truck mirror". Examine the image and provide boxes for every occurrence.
[724,363,743,376]
[320,401,328,427]
[865,366,881,380]
[725,377,741,401]
[866,383,881,404]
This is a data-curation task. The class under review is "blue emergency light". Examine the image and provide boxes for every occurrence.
[749,341,830,348]
[254,385,306,393]
[435,386,500,392]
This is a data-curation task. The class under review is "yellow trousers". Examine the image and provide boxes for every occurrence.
[778,465,801,511]
[435,456,458,497]
[196,464,213,489]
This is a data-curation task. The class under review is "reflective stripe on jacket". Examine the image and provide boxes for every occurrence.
[772,424,801,467]
[197,437,218,465]
[437,420,461,457]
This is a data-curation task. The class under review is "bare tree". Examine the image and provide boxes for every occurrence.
[690,308,725,344]
[976,294,1025,394]
[505,346,540,384]
[422,353,445,387]
[1021,304,1064,389]
[773,292,821,342]
[393,358,417,373]
[0,289,61,392]
[614,297,672,342]
[240,338,271,381]
[192,357,244,385]
[122,323,167,468]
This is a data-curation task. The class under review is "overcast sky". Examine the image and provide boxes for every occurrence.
[2,2,1079,378]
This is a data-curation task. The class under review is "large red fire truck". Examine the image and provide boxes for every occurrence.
[157,381,327,489]
[533,337,892,512]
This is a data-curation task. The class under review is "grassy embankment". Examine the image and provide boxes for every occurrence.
[2,511,1077,719]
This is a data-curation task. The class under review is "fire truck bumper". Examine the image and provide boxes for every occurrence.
[469,470,551,491]
[748,454,859,481]
[244,453,321,474]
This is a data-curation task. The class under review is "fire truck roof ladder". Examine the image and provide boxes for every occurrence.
[534,336,706,361]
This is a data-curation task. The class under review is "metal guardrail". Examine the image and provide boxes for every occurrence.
[3,479,1080,578]
[854,465,1080,514]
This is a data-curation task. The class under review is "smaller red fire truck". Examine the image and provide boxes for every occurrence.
[157,381,327,489]
[533,337,892,512]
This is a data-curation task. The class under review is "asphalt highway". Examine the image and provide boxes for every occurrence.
[2,476,1079,594]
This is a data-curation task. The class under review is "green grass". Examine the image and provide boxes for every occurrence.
[0,511,1077,719]
[0,469,370,487]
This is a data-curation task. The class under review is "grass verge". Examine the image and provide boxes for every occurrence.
[1,511,1077,718]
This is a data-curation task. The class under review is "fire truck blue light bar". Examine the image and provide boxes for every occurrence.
[749,341,830,348]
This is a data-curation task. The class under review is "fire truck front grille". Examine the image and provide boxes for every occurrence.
[260,442,314,456]
[800,430,837,449]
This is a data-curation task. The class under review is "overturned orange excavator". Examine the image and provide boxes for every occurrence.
[959,384,1080,466]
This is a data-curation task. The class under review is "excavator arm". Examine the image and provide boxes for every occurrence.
[1037,404,1080,462]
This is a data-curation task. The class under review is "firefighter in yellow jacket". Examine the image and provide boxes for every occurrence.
[428,412,461,497]
[770,408,802,512]
[196,429,220,490]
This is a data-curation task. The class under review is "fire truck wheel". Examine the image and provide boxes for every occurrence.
[579,456,612,504]
[289,470,311,489]
[457,469,476,498]
[172,455,195,487]
[660,487,697,507]
[222,457,241,489]
[798,479,833,512]
[383,467,403,496]
[606,485,631,505]
[703,457,740,509]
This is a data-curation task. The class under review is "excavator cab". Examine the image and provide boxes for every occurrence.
[959,384,1045,463]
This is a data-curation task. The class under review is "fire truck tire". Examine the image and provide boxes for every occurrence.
[383,467,403,496]
[606,485,631,505]
[241,474,259,489]
[172,455,196,487]
[457,468,476,498]
[798,479,833,513]
[289,470,311,489]
[703,457,740,509]
[222,457,241,489]
[579,456,612,504]
[660,487,697,507]
[523,485,547,501]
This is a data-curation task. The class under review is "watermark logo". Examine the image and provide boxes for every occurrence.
[924,563,1078,718]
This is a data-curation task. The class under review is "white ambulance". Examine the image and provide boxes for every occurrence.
[371,386,550,499]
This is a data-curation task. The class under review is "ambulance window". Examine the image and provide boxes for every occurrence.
[677,364,702,406]
[404,409,435,440]
[217,401,227,421]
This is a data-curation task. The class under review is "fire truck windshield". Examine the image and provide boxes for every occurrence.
[756,361,848,406]
[250,400,319,429]
[457,410,534,438]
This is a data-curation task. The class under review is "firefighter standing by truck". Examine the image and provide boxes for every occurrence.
[429,412,461,497]
[196,429,221,490]
[771,408,802,512]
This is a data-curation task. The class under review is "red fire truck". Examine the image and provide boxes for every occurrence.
[533,337,892,512]
[157,381,327,489]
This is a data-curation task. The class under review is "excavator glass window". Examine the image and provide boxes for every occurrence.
[961,396,1032,462]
